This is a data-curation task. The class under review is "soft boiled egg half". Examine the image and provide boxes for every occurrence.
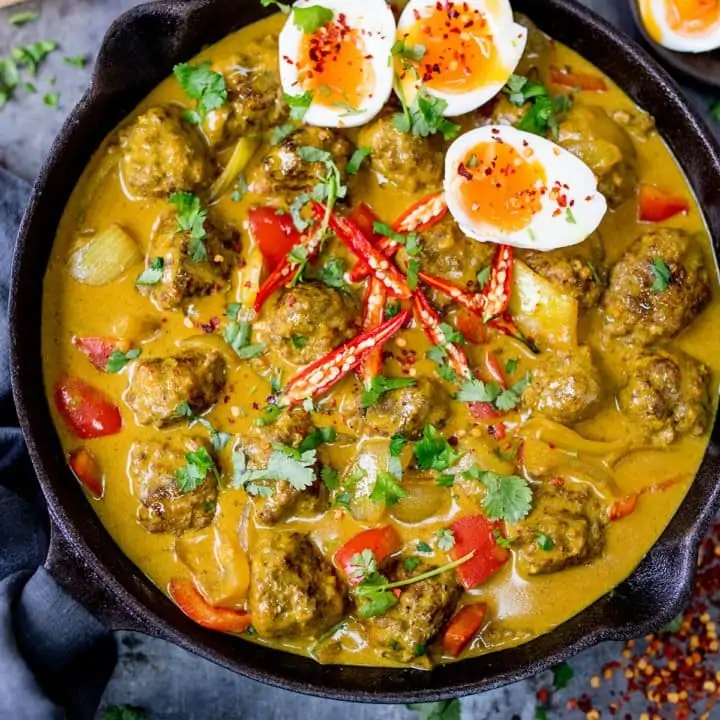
[278,0,396,128]
[444,126,607,251]
[395,0,527,117]
[638,0,720,53]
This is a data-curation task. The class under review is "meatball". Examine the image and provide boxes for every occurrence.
[240,410,327,525]
[126,351,226,428]
[364,378,451,440]
[409,216,496,308]
[510,485,605,576]
[257,281,359,364]
[519,233,606,309]
[129,438,217,535]
[557,105,637,208]
[144,211,238,311]
[249,531,346,638]
[356,112,444,193]
[119,106,210,198]
[205,38,287,147]
[618,350,711,446]
[250,126,353,204]
[522,346,603,425]
[602,228,711,346]
[365,559,462,663]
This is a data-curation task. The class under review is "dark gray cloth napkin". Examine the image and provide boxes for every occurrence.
[0,168,116,720]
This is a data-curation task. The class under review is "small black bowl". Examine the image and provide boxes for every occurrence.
[9,0,720,703]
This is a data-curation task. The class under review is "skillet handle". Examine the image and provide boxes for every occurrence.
[44,522,155,635]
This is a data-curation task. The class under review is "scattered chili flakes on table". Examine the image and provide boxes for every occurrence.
[533,519,720,719]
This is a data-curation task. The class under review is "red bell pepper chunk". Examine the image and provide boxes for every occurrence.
[468,402,502,421]
[449,515,509,590]
[413,290,471,380]
[442,602,488,657]
[349,192,448,282]
[283,310,410,405]
[252,226,326,313]
[68,447,104,499]
[169,578,252,633]
[418,271,485,316]
[316,203,412,299]
[456,310,489,345]
[637,184,689,223]
[608,494,638,521]
[550,66,608,92]
[483,245,514,323]
[55,375,123,439]
[73,336,120,371]
[248,206,302,270]
[359,278,387,383]
[334,526,403,585]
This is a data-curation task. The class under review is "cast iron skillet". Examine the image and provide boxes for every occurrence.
[9,0,720,703]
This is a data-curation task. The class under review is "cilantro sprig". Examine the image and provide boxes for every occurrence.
[503,73,570,138]
[362,375,417,409]
[106,348,141,374]
[463,467,533,522]
[293,5,334,34]
[223,316,266,360]
[173,61,227,125]
[394,88,460,141]
[413,424,459,472]
[176,402,231,452]
[232,443,318,495]
[176,446,219,494]
[650,257,671,293]
[169,192,209,262]
[136,257,164,286]
[370,469,406,506]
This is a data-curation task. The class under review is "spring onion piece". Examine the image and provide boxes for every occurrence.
[209,137,260,203]
[68,224,142,285]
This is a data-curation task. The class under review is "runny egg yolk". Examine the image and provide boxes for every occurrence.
[399,1,507,94]
[457,140,546,232]
[667,0,720,33]
[298,15,374,109]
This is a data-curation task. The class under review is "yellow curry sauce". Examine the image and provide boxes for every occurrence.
[42,11,720,668]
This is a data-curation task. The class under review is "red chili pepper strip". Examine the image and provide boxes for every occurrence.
[283,310,410,405]
[413,290,471,379]
[489,313,540,355]
[359,278,387,383]
[418,271,485,316]
[252,228,325,312]
[315,203,412,299]
[482,244,514,323]
[348,192,448,282]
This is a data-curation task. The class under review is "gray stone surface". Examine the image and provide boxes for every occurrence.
[1,1,719,718]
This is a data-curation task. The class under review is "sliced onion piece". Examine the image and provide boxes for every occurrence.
[68,224,142,286]
[209,137,260,204]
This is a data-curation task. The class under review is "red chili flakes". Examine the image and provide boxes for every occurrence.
[457,162,473,180]
[305,14,354,75]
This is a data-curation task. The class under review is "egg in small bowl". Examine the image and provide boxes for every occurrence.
[444,125,607,250]
[278,0,396,127]
[638,0,720,53]
[394,0,528,117]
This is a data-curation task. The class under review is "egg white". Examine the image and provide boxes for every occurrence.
[639,0,720,53]
[278,0,396,128]
[444,126,608,251]
[395,0,527,117]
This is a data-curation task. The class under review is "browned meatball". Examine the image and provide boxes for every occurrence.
[522,347,603,425]
[519,232,606,309]
[356,112,444,193]
[250,126,353,204]
[602,228,711,346]
[365,559,462,662]
[557,105,637,208]
[204,38,287,147]
[257,281,359,364]
[618,350,711,446]
[129,437,217,535]
[364,378,451,440]
[126,351,226,428]
[240,410,327,525]
[119,106,210,198]
[510,485,605,576]
[142,210,238,311]
[249,531,346,638]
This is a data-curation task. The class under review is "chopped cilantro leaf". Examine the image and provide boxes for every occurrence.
[404,556,421,572]
[505,357,518,375]
[504,73,548,106]
[347,146,372,174]
[12,41,57,75]
[321,466,339,490]
[175,402,231,451]
[361,375,417,409]
[234,445,317,492]
[536,532,555,551]
[270,122,295,146]
[407,258,420,290]
[650,257,671,292]
[105,348,141,373]
[492,529,514,549]
[348,549,377,582]
[64,55,87,68]
[393,88,460,140]
[385,299,401,319]
[405,700,461,720]
[505,74,570,138]
[477,266,491,289]
[223,319,265,359]
[283,90,313,121]
[260,0,291,11]
[565,207,576,224]
[291,335,309,349]
[389,433,408,458]
[176,446,218,493]
[335,491,352,509]
[8,12,40,26]
[293,5,334,34]
[456,378,503,403]
[464,467,532,522]
[101,706,147,720]
[391,39,426,62]
[416,541,432,554]
[370,469,406,507]
[298,426,336,453]
[552,661,574,690]
[435,528,455,551]
[173,61,227,124]
[136,257,164,285]
[169,191,208,261]
[711,99,720,122]
[254,404,283,426]
[436,474,455,488]
[413,424,459,472]
[494,373,531,412]
[316,256,346,289]
[43,91,59,108]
